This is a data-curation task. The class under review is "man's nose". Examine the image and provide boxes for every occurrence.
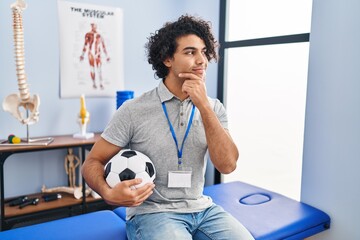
[196,52,207,64]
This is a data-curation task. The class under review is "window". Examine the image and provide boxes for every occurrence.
[227,0,312,41]
[218,0,312,200]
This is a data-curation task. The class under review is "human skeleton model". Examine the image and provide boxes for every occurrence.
[2,0,40,125]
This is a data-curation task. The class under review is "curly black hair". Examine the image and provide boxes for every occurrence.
[145,14,219,79]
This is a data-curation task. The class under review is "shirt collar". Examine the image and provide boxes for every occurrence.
[157,80,192,104]
[157,80,173,103]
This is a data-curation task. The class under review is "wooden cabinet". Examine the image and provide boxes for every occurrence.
[0,134,110,230]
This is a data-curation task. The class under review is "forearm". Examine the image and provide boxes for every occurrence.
[81,138,120,200]
[81,158,109,195]
[200,106,239,174]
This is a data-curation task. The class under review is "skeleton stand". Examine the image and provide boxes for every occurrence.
[23,107,53,145]
[24,124,54,144]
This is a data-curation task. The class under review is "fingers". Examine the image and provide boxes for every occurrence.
[123,183,154,207]
[180,76,211,112]
[180,73,203,91]
[107,179,155,207]
[180,73,207,102]
[122,178,142,188]
[132,183,155,205]
[178,72,203,81]
[179,73,205,91]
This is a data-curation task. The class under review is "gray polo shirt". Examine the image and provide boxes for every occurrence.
[102,80,228,220]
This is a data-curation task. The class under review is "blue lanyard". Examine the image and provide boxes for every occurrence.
[162,102,196,166]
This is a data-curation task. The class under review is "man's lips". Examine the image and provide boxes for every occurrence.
[193,68,205,75]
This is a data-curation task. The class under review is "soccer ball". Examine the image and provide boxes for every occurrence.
[104,149,156,189]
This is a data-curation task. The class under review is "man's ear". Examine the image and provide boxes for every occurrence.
[163,58,172,68]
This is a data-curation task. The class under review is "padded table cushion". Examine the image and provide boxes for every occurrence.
[203,181,330,240]
[114,206,127,221]
[0,210,127,240]
[114,181,330,240]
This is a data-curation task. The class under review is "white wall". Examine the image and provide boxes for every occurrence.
[0,0,219,197]
[302,0,360,239]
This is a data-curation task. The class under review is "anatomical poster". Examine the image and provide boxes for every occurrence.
[58,1,124,98]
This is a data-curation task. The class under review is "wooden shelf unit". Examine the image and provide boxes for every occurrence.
[0,133,110,231]
[4,192,102,218]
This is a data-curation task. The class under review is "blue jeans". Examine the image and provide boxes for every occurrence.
[126,204,254,240]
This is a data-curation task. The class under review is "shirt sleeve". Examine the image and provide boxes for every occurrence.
[211,98,228,129]
[101,102,133,147]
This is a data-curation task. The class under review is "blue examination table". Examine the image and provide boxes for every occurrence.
[0,181,330,239]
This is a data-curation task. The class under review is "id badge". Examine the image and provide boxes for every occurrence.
[168,169,192,188]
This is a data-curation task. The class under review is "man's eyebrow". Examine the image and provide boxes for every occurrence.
[181,46,207,51]
[182,46,196,51]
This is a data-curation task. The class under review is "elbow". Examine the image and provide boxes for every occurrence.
[80,165,85,178]
[220,162,237,174]
[218,152,239,174]
[80,162,88,179]
[216,156,237,174]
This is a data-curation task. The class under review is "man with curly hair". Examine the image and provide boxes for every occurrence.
[82,15,254,240]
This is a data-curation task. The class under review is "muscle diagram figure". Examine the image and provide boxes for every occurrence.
[80,23,110,90]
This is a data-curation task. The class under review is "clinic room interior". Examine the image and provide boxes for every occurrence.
[0,0,359,239]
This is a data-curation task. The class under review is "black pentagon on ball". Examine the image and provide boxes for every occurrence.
[104,162,112,178]
[121,150,137,158]
[145,162,155,178]
[119,168,136,181]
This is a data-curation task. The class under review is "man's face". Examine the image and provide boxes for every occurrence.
[164,34,208,80]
